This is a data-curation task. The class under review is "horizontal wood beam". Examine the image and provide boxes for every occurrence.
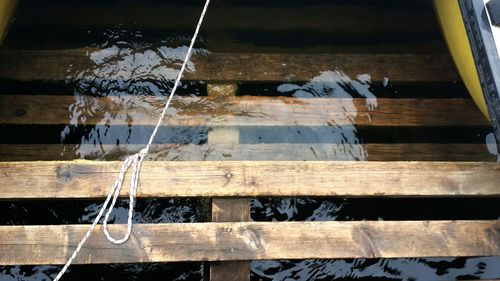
[0,161,499,199]
[0,220,499,265]
[0,143,496,162]
[0,50,458,82]
[12,3,439,34]
[0,95,487,127]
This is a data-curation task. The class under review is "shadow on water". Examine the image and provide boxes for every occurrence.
[0,0,499,280]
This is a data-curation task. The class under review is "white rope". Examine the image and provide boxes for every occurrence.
[53,0,211,279]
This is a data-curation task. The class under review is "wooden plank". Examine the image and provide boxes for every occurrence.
[0,161,499,199]
[206,83,240,145]
[11,3,439,35]
[0,50,458,82]
[207,82,250,281]
[1,220,499,265]
[210,199,250,281]
[212,199,250,223]
[0,95,488,127]
[6,3,445,53]
[0,144,496,162]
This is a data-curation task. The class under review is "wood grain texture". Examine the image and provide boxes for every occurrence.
[0,50,458,82]
[1,161,499,199]
[210,199,250,281]
[206,83,241,145]
[0,144,496,162]
[207,81,250,281]
[1,220,499,265]
[0,95,488,127]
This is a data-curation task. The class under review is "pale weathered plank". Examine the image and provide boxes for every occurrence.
[0,95,488,126]
[0,221,499,265]
[0,50,458,82]
[0,161,499,199]
[0,144,496,162]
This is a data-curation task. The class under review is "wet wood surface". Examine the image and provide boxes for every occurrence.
[1,161,499,199]
[5,1,446,53]
[0,143,495,162]
[1,220,499,265]
[0,50,459,82]
[0,95,488,127]
[10,3,440,35]
[210,199,250,281]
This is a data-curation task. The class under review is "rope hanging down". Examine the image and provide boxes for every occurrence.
[52,0,211,279]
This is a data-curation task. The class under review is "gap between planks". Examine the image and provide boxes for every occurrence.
[0,143,496,162]
[0,161,499,199]
[0,220,499,265]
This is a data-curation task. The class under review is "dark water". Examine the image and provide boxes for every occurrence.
[0,0,499,280]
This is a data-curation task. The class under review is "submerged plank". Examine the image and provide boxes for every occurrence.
[11,3,439,34]
[0,50,458,82]
[0,220,499,265]
[6,2,446,53]
[0,95,487,126]
[0,144,495,162]
[0,161,499,199]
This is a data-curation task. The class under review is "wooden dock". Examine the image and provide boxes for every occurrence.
[0,0,499,280]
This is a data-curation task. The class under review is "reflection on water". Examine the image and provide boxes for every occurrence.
[274,70,378,161]
[61,29,208,159]
[252,257,500,280]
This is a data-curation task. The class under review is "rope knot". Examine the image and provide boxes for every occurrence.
[101,151,145,244]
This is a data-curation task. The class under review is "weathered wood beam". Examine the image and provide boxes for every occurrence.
[206,82,250,281]
[0,143,495,162]
[0,95,488,127]
[11,3,439,34]
[0,51,458,82]
[210,199,250,281]
[0,161,499,199]
[1,221,499,265]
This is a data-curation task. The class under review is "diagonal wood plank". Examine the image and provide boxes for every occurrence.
[0,50,458,82]
[0,95,488,126]
[0,143,495,162]
[0,161,499,199]
[1,221,499,265]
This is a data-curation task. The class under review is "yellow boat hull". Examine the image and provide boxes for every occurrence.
[433,0,490,119]
[0,0,17,44]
